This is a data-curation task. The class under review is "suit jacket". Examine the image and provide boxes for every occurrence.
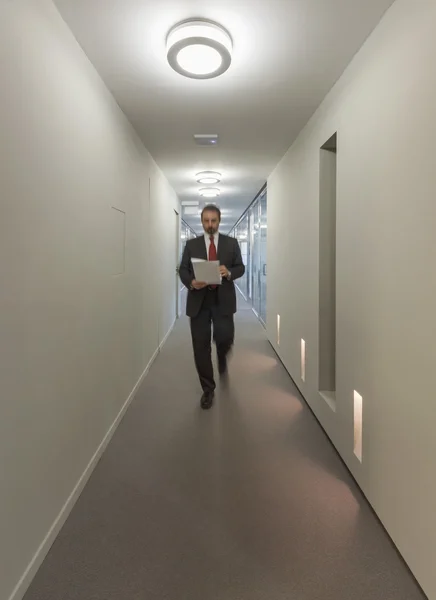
[179,233,245,318]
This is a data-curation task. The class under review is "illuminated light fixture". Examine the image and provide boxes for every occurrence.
[196,171,221,184]
[166,19,232,79]
[199,188,220,198]
[301,339,306,382]
[354,391,363,462]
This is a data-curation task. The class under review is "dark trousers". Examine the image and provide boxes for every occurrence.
[190,289,234,393]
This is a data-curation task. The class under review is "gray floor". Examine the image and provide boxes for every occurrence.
[24,297,426,600]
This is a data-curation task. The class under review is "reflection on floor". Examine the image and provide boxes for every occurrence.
[24,297,425,600]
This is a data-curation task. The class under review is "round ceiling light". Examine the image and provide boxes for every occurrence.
[199,188,220,198]
[166,19,232,79]
[196,171,221,184]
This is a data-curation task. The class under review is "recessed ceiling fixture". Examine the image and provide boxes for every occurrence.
[193,134,219,146]
[166,19,232,79]
[199,188,220,198]
[196,171,221,184]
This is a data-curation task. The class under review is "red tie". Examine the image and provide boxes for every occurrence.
[208,235,217,261]
[209,235,217,288]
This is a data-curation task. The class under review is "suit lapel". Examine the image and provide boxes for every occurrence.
[197,235,207,260]
[217,233,225,262]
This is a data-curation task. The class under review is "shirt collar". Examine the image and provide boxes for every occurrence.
[204,231,219,242]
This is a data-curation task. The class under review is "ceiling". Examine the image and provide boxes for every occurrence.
[54,0,395,233]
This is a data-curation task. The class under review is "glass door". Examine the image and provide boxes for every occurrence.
[227,184,267,326]
[235,215,249,299]
[259,190,267,325]
[178,221,197,315]
[250,200,261,317]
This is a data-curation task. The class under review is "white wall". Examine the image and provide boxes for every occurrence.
[149,166,180,339]
[0,2,179,599]
[267,0,436,597]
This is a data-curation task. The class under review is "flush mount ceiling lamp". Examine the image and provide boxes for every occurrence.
[199,188,220,198]
[196,171,221,184]
[166,19,232,79]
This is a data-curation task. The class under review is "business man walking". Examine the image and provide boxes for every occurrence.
[179,205,245,409]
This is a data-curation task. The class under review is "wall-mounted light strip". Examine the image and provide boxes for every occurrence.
[277,315,281,346]
[301,339,306,382]
[354,391,363,462]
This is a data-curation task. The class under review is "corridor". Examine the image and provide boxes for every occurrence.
[23,297,424,600]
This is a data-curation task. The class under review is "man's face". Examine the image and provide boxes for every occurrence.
[202,210,220,235]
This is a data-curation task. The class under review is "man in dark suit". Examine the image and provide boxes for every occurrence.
[179,204,245,409]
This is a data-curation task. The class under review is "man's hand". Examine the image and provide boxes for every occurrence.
[219,265,229,278]
[191,280,207,290]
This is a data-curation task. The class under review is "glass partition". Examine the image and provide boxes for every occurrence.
[233,215,249,299]
[229,186,267,326]
[178,220,197,315]
[180,220,197,261]
[259,189,267,324]
[180,220,197,288]
[250,200,261,317]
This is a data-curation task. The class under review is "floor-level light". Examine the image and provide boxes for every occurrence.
[354,391,363,462]
[301,339,306,382]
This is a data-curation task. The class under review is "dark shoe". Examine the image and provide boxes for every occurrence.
[200,390,214,409]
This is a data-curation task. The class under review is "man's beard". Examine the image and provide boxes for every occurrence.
[207,227,216,234]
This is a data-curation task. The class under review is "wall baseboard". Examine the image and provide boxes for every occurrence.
[8,320,176,600]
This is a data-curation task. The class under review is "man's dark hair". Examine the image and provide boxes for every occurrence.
[201,204,221,221]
